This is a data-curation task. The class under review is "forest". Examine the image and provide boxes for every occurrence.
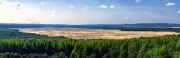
[0,28,180,58]
[0,28,66,39]
[1,23,180,33]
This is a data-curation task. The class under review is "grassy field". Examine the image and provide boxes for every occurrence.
[18,28,179,39]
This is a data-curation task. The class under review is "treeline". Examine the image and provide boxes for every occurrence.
[119,28,180,32]
[0,35,179,58]
[1,28,180,58]
[0,23,180,32]
[0,28,65,39]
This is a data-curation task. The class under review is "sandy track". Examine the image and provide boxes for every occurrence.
[18,28,179,39]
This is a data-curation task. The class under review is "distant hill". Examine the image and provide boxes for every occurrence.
[0,23,180,28]
[120,23,180,28]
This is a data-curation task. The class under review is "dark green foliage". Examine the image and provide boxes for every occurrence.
[119,28,180,32]
[0,28,65,39]
[0,28,180,58]
[0,35,179,58]
[0,28,48,38]
[0,23,180,32]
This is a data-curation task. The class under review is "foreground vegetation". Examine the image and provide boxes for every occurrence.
[0,28,180,58]
[0,35,179,58]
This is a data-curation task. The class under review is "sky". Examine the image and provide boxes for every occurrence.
[0,0,179,24]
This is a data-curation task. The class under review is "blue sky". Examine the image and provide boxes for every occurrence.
[0,0,179,24]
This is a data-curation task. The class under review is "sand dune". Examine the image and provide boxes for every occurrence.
[18,28,179,39]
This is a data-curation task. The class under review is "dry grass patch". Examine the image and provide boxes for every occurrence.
[18,28,179,39]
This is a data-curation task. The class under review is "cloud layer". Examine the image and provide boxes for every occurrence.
[0,0,179,24]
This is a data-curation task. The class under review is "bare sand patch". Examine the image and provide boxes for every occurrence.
[18,28,179,39]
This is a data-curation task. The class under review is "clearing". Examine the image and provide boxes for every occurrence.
[18,28,179,39]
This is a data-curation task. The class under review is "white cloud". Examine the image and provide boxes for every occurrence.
[178,10,180,13]
[166,3,175,6]
[98,5,115,9]
[0,2,78,24]
[51,11,57,15]
[68,5,74,8]
[98,5,108,8]
[124,16,129,20]
[135,0,141,3]
[110,5,115,8]
[0,1,23,8]
[0,1,178,24]
[0,2,54,23]
[40,2,45,5]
